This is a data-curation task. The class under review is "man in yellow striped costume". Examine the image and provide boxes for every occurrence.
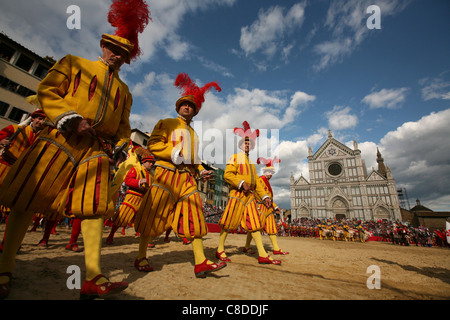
[133,73,226,278]
[245,157,289,255]
[217,122,281,265]
[0,109,46,185]
[0,109,46,251]
[106,148,155,251]
[0,34,136,299]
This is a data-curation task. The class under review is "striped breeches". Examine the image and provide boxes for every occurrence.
[134,166,207,239]
[0,127,114,218]
[0,162,11,187]
[258,204,277,235]
[111,191,143,227]
[219,190,262,232]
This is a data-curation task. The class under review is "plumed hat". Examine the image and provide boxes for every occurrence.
[101,0,151,64]
[174,73,221,116]
[133,146,155,163]
[257,156,281,174]
[30,109,46,119]
[234,121,259,150]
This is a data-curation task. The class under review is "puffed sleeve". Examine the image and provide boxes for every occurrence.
[37,55,81,130]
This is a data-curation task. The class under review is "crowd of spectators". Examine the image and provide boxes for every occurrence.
[203,204,223,224]
[2,201,447,248]
[278,217,449,248]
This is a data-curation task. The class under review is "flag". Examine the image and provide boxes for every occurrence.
[446,221,450,245]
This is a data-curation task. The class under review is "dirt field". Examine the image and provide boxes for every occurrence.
[1,223,449,301]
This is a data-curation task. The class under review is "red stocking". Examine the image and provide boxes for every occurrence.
[68,218,82,245]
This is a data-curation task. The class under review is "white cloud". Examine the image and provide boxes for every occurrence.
[132,72,156,97]
[135,0,237,65]
[326,106,358,130]
[362,87,409,109]
[313,0,410,71]
[0,0,237,70]
[419,72,450,101]
[239,2,306,59]
[290,91,316,108]
[379,108,450,210]
[0,0,110,61]
[352,140,378,171]
[197,57,234,78]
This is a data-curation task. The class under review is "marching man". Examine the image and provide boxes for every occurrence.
[217,121,281,265]
[106,147,155,254]
[249,156,289,255]
[0,107,46,184]
[0,0,151,299]
[0,106,46,251]
[133,73,227,278]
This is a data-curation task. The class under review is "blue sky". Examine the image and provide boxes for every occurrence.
[1,0,449,211]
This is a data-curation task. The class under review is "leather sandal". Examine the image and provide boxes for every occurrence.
[80,274,128,300]
[0,272,12,299]
[65,243,83,252]
[134,257,154,272]
[258,255,282,265]
[216,251,231,262]
[273,249,289,255]
[194,259,227,278]
[37,240,48,248]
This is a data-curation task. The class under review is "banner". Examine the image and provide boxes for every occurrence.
[446,221,450,244]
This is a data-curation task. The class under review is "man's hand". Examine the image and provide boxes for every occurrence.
[73,118,96,137]
[139,178,149,190]
[264,197,272,208]
[200,170,214,181]
[0,139,11,148]
[241,182,252,194]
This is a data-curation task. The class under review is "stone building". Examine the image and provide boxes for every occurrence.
[0,33,54,128]
[290,131,402,221]
[403,199,450,230]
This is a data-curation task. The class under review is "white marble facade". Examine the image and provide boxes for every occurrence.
[290,131,401,221]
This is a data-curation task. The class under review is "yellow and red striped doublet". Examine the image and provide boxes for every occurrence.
[112,166,151,227]
[258,175,278,235]
[134,116,207,239]
[0,125,39,186]
[219,152,269,232]
[0,55,132,218]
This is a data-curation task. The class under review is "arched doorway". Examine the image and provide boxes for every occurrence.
[374,206,390,220]
[332,198,348,220]
[299,206,309,218]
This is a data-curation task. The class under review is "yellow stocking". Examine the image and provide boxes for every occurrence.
[192,238,214,265]
[244,232,252,249]
[269,234,281,251]
[80,217,107,284]
[136,235,151,266]
[0,210,35,284]
[251,231,269,258]
[217,228,229,259]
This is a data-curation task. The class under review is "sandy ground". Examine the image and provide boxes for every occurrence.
[1,223,449,301]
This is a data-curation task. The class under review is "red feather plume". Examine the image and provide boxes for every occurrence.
[107,0,151,61]
[257,156,281,167]
[234,121,260,141]
[174,73,221,111]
